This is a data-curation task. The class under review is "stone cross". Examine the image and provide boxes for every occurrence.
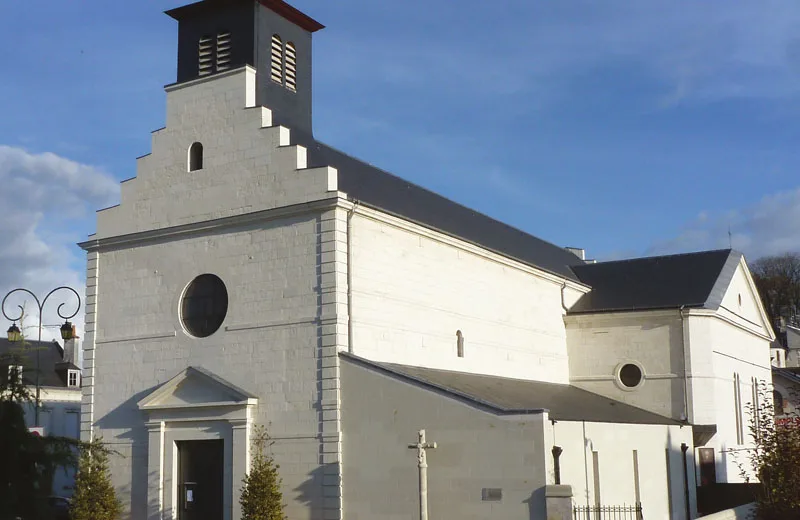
[408,429,437,520]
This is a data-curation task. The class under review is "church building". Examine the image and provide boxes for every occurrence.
[76,1,775,519]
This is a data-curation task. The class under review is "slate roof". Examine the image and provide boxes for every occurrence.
[291,130,586,282]
[773,367,800,385]
[569,249,742,314]
[0,338,76,388]
[166,0,325,32]
[341,353,680,425]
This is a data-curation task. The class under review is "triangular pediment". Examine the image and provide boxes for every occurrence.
[138,366,258,411]
[711,255,776,340]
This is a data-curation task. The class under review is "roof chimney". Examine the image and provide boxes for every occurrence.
[565,247,586,261]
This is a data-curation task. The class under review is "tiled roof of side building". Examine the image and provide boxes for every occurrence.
[0,338,76,388]
[569,249,741,314]
[292,130,586,282]
[341,353,681,425]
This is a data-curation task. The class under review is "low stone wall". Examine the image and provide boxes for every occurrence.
[699,503,756,519]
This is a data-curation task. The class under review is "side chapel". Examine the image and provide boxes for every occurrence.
[78,1,775,519]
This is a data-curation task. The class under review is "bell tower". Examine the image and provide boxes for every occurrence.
[166,0,324,135]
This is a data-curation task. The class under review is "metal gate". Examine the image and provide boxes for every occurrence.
[573,503,643,520]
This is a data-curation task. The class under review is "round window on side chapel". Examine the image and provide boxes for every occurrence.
[619,363,643,388]
[181,274,228,338]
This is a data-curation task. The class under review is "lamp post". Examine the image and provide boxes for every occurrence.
[2,286,81,427]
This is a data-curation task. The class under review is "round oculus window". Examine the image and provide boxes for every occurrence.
[181,274,228,338]
[618,363,644,388]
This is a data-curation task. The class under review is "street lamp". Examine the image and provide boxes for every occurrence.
[2,287,81,427]
[6,322,21,342]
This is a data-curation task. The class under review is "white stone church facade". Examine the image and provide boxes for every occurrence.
[76,1,775,519]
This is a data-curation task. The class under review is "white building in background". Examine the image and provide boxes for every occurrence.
[73,1,773,519]
[0,336,82,497]
[771,321,800,428]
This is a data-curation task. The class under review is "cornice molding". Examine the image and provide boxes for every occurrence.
[343,201,588,291]
[79,196,341,252]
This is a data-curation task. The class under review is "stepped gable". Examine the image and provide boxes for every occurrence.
[288,129,585,282]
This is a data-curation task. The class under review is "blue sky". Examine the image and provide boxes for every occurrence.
[2,0,800,335]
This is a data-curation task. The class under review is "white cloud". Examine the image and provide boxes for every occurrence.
[648,187,800,260]
[0,146,118,342]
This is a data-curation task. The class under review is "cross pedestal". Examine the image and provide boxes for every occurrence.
[408,429,437,520]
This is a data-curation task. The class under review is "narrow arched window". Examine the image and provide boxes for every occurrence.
[198,36,214,76]
[271,34,283,84]
[774,390,785,416]
[189,142,203,171]
[285,42,297,91]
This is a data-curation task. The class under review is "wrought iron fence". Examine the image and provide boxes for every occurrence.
[573,503,643,520]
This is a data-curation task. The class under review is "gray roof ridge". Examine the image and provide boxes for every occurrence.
[703,250,743,310]
[578,248,735,268]
[311,136,578,263]
[340,353,680,425]
[773,367,800,384]
[339,352,546,415]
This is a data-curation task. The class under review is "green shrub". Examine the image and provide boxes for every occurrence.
[240,425,286,520]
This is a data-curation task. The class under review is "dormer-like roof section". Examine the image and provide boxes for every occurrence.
[166,0,325,33]
[569,249,741,314]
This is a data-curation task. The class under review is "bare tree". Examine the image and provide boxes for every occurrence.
[751,253,800,332]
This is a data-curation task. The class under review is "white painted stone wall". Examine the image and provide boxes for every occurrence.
[94,67,336,240]
[566,260,773,485]
[83,67,343,520]
[688,315,772,483]
[90,217,329,520]
[340,358,549,520]
[349,210,586,383]
[565,310,687,420]
[548,420,697,520]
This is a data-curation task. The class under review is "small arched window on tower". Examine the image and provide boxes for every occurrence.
[285,42,297,91]
[271,34,284,84]
[198,35,214,76]
[456,330,464,358]
[188,142,204,171]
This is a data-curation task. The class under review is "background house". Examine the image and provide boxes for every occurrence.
[0,335,82,497]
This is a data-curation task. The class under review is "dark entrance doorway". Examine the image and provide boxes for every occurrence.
[177,440,224,520]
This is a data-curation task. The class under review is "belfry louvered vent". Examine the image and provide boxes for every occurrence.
[271,34,283,84]
[285,42,297,91]
[216,32,232,71]
[198,36,214,76]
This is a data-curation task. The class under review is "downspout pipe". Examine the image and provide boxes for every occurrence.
[681,443,691,520]
[679,305,690,424]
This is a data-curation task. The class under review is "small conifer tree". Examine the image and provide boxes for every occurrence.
[70,437,121,520]
[240,425,286,520]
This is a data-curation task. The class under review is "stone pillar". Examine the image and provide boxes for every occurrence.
[146,421,165,520]
[231,418,251,520]
[545,484,573,520]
